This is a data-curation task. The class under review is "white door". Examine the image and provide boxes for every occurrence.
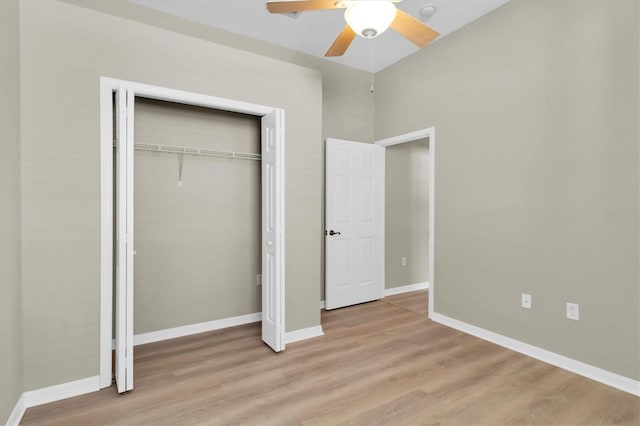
[261,110,285,351]
[325,138,385,310]
[115,87,134,393]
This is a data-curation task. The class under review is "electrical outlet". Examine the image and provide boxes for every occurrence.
[256,274,262,286]
[521,293,532,309]
[566,302,579,320]
[401,257,407,266]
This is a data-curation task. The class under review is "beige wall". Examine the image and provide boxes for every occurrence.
[0,0,23,421]
[376,0,639,379]
[385,139,429,289]
[133,99,261,334]
[20,0,322,391]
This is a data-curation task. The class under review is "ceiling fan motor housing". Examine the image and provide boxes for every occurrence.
[344,1,397,39]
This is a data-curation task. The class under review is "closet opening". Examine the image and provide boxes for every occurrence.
[99,79,285,393]
[130,97,263,342]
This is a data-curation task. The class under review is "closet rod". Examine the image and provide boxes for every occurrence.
[134,143,261,161]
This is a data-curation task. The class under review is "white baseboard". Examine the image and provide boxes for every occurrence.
[319,282,430,310]
[6,394,26,426]
[384,282,429,297]
[137,316,322,346]
[129,312,262,347]
[285,326,324,344]
[431,312,640,397]
[113,313,325,348]
[23,375,100,408]
[6,376,101,425]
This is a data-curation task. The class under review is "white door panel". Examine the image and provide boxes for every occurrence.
[115,87,134,393]
[261,110,285,352]
[325,139,384,310]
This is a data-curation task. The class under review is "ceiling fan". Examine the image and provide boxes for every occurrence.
[266,0,440,57]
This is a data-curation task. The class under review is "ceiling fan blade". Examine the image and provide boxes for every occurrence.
[390,9,439,48]
[266,1,344,13]
[325,25,356,57]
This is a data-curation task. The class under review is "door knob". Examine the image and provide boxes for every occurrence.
[328,230,341,236]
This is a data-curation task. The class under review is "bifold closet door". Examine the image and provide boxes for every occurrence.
[261,110,284,352]
[115,87,134,393]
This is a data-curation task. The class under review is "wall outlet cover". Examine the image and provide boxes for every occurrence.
[256,274,262,286]
[401,257,407,266]
[521,293,532,309]
[566,302,579,320]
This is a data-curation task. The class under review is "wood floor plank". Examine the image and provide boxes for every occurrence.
[383,289,429,315]
[21,291,639,425]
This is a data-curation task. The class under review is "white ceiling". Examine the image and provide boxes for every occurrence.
[131,0,510,72]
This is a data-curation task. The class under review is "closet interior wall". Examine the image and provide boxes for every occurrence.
[130,98,261,335]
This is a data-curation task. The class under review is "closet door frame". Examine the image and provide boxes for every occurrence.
[99,77,286,390]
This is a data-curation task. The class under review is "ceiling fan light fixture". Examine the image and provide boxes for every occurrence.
[344,1,397,39]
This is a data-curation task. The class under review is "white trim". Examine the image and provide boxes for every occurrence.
[375,128,431,147]
[380,148,386,299]
[119,318,324,347]
[5,394,26,426]
[99,78,113,389]
[5,376,102,425]
[23,376,100,408]
[285,326,324,344]
[384,282,429,297]
[124,87,135,392]
[105,312,331,349]
[100,78,274,116]
[319,282,430,309]
[278,109,286,350]
[134,313,262,346]
[428,128,435,319]
[431,312,640,397]
[100,77,287,387]
[375,127,435,319]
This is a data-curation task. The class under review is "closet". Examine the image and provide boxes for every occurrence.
[100,80,285,394]
[130,99,262,336]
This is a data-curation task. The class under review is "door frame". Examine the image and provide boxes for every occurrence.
[98,77,286,389]
[375,127,435,318]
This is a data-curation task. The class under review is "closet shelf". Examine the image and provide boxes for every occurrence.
[134,143,261,161]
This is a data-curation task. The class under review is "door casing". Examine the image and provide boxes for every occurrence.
[375,128,435,318]
[99,77,286,390]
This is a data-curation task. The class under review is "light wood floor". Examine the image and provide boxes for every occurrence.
[22,290,639,425]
